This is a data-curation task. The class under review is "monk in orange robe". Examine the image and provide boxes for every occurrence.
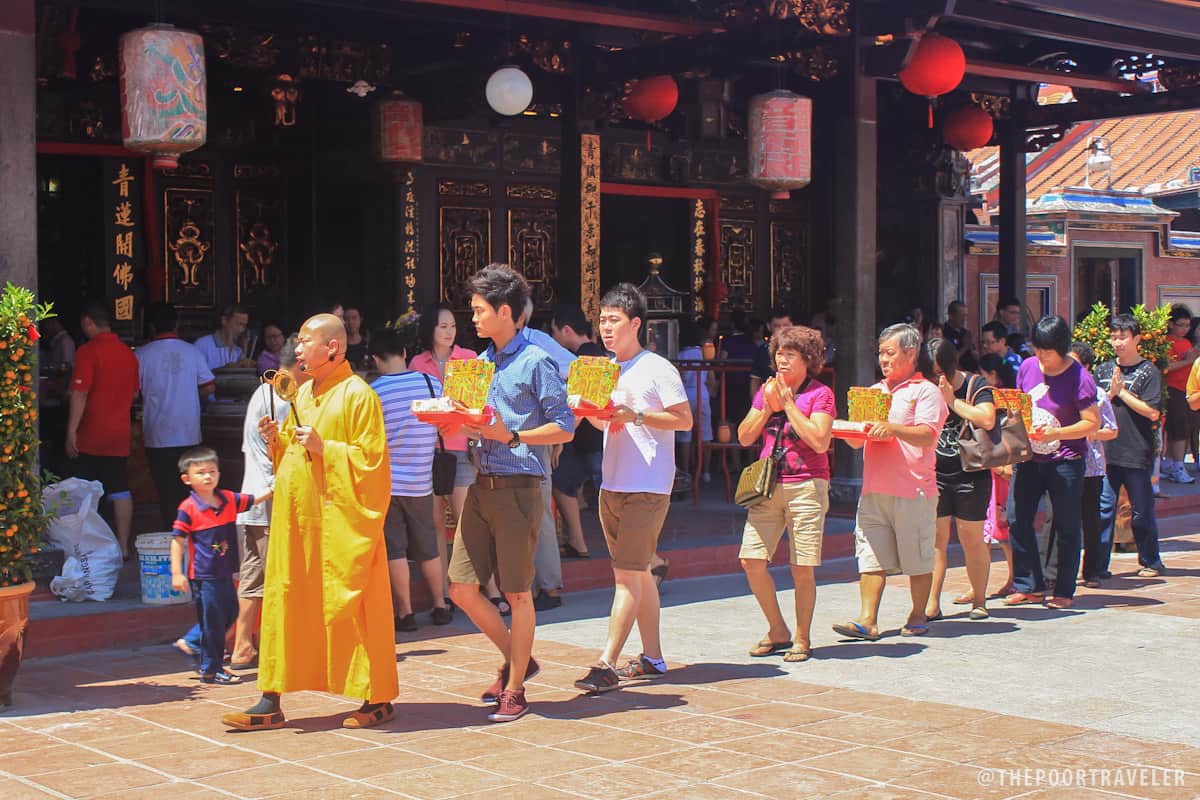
[221,314,398,731]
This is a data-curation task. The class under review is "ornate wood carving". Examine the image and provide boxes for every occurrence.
[581,134,602,323]
[509,208,558,307]
[770,221,807,310]
[503,134,561,174]
[164,188,216,308]
[439,206,492,309]
[438,180,492,198]
[719,195,757,214]
[235,185,285,307]
[720,219,755,308]
[233,164,281,180]
[424,128,499,168]
[507,184,558,201]
[161,161,213,179]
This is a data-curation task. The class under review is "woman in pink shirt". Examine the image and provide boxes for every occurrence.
[737,326,835,663]
[410,305,478,608]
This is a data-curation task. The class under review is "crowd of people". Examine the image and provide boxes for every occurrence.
[38,281,1194,728]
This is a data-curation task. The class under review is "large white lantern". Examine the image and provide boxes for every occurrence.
[486,65,533,116]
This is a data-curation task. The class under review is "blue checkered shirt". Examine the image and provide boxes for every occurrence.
[476,335,574,476]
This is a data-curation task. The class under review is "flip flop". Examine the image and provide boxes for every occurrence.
[748,639,793,657]
[1136,567,1161,578]
[1003,592,1043,606]
[343,702,395,729]
[901,624,930,637]
[221,710,286,731]
[782,646,811,663]
[831,621,880,642]
[651,558,671,588]
[926,611,944,622]
[489,596,512,616]
[1045,597,1073,610]
[230,656,258,670]
[951,594,974,605]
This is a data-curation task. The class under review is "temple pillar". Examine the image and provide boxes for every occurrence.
[997,118,1027,313]
[829,35,877,504]
[0,1,37,292]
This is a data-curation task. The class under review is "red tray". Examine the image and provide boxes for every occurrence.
[414,407,495,428]
[571,400,615,420]
[831,422,874,442]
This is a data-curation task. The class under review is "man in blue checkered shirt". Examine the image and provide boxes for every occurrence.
[445,264,574,723]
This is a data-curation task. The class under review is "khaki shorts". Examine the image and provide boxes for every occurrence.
[448,479,542,594]
[237,524,269,598]
[854,491,937,576]
[739,479,829,567]
[599,490,671,571]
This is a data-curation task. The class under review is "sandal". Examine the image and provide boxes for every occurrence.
[748,638,793,657]
[968,607,990,620]
[1045,597,1073,610]
[831,621,881,641]
[651,558,671,588]
[1136,567,1160,578]
[560,542,591,559]
[989,583,1016,599]
[900,624,929,637]
[343,702,395,729]
[782,646,811,663]
[221,710,286,731]
[951,594,974,605]
[1080,579,1101,589]
[1003,592,1043,606]
[926,611,944,622]
[489,596,512,616]
[201,670,242,685]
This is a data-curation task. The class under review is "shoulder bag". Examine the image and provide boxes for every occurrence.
[422,374,458,496]
[735,419,788,509]
[957,376,1032,471]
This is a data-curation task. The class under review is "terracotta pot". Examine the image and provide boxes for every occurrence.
[701,342,716,360]
[0,581,35,709]
[716,421,732,443]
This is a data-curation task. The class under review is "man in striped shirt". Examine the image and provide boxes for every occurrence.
[369,326,452,632]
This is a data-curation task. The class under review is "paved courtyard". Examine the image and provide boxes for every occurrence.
[3,516,1200,799]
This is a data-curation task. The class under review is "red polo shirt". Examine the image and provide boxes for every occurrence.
[72,331,140,456]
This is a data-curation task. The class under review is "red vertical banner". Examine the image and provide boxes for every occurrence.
[103,158,146,333]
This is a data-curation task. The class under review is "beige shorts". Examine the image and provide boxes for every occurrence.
[739,479,829,567]
[599,490,671,571]
[854,491,937,576]
[237,524,269,598]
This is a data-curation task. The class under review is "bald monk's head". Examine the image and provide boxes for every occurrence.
[296,313,347,379]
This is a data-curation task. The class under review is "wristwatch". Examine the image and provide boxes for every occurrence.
[634,411,645,427]
[507,430,522,449]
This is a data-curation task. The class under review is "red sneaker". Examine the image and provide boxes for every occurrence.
[487,689,528,723]
[480,657,540,705]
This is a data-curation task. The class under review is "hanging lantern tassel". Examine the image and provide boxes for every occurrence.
[928,99,935,129]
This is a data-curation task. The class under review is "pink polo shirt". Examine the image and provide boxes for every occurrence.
[409,345,478,451]
[861,373,948,499]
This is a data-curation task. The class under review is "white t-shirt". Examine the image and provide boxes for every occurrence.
[238,382,291,526]
[135,337,214,448]
[601,349,688,495]
[193,332,243,371]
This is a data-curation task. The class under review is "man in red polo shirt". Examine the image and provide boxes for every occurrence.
[67,301,140,559]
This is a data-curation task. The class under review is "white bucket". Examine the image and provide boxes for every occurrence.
[136,532,191,605]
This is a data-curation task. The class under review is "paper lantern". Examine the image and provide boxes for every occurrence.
[898,34,966,98]
[119,24,207,170]
[623,75,679,123]
[486,66,533,116]
[374,92,423,163]
[747,90,812,200]
[943,105,993,151]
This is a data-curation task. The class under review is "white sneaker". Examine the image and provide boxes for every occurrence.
[1174,465,1196,484]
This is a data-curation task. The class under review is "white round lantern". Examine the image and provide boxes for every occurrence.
[486,65,533,116]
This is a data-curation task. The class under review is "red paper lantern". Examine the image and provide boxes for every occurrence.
[899,33,966,98]
[747,90,812,200]
[374,92,423,163]
[943,105,994,151]
[623,75,679,123]
[119,24,207,170]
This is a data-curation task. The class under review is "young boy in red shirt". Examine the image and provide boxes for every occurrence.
[171,447,270,684]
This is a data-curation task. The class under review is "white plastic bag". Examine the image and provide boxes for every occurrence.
[43,478,122,602]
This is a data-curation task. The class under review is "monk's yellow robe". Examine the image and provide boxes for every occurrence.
[258,359,398,702]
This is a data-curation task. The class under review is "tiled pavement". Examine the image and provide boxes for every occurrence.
[4,523,1200,800]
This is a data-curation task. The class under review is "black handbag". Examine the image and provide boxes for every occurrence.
[734,420,788,509]
[423,374,458,496]
[957,377,1032,471]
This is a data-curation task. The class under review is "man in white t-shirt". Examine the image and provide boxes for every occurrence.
[194,304,250,371]
[574,284,692,694]
[136,303,215,528]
